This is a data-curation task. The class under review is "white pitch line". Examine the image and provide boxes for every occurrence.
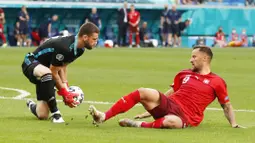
[0,86,31,99]
[0,87,254,113]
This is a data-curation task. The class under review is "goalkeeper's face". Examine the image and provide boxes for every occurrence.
[83,33,99,50]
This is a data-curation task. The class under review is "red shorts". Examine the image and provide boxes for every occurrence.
[129,26,139,33]
[147,92,189,128]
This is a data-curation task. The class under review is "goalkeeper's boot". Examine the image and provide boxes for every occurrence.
[50,111,65,123]
[88,105,105,126]
[119,118,143,128]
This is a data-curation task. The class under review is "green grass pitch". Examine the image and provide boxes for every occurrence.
[0,47,254,143]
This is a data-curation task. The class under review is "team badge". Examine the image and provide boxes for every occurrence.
[56,54,64,61]
[203,79,210,84]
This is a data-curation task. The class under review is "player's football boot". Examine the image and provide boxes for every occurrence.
[50,111,65,123]
[88,105,105,125]
[119,118,143,128]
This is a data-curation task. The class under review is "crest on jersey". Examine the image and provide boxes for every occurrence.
[203,79,210,84]
[56,54,64,61]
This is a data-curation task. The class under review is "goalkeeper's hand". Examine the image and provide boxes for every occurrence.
[57,88,79,108]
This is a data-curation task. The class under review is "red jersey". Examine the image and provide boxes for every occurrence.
[240,34,247,43]
[128,11,140,25]
[0,8,3,14]
[215,32,224,41]
[169,69,229,126]
[231,33,239,41]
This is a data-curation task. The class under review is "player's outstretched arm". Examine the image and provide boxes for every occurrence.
[221,102,246,128]
[164,88,174,97]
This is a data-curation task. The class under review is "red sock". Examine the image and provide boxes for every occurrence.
[141,117,165,129]
[129,32,133,45]
[136,33,140,45]
[105,90,140,121]
[0,33,6,43]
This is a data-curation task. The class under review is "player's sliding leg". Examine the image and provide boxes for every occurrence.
[89,88,161,125]
[119,115,183,129]
[26,64,64,123]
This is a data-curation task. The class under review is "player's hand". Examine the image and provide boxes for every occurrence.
[57,88,79,108]
[232,124,247,129]
[62,94,79,108]
[134,114,143,119]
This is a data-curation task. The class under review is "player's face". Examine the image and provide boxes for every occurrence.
[124,2,128,8]
[130,6,134,11]
[190,49,206,72]
[83,33,99,50]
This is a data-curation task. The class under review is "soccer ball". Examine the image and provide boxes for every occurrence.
[68,86,84,106]
[104,40,114,48]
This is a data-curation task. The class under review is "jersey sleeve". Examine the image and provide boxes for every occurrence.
[137,12,140,18]
[170,72,182,92]
[214,78,229,104]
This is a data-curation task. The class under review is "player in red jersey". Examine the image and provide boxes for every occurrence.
[0,8,7,47]
[128,4,140,48]
[89,45,244,129]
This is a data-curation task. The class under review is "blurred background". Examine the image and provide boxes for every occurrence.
[0,0,254,48]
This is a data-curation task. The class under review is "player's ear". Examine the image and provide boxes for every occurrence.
[82,35,89,41]
[203,55,210,63]
[202,54,207,62]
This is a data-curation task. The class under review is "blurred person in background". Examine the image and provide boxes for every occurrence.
[160,4,170,47]
[228,28,239,43]
[14,21,22,47]
[86,7,102,30]
[116,2,128,47]
[128,4,140,48]
[213,26,226,47]
[228,29,247,47]
[18,5,30,47]
[0,8,7,47]
[240,29,248,47]
[139,21,158,48]
[39,14,58,44]
[246,0,255,6]
[168,5,181,47]
[31,28,40,46]
[177,19,192,46]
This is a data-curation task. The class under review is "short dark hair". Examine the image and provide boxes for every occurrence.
[78,22,100,37]
[193,45,213,60]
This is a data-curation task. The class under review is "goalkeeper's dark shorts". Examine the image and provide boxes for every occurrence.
[21,53,40,84]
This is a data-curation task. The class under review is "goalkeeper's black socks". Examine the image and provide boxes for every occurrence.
[47,96,58,113]
[27,100,38,118]
[30,104,38,118]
